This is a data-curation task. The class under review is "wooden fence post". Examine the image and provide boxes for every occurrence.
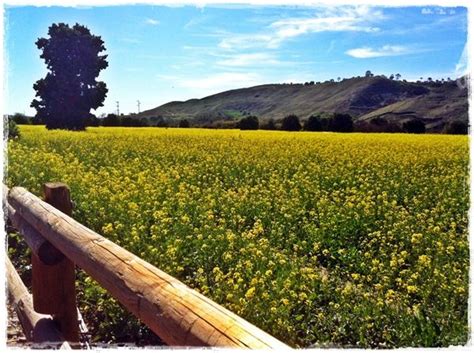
[31,182,79,344]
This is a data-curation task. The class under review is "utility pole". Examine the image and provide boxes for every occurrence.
[116,101,120,116]
[137,100,141,114]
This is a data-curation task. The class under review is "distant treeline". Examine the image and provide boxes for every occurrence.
[7,112,468,135]
[206,113,468,135]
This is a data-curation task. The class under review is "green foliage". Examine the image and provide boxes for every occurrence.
[11,113,31,125]
[179,119,190,128]
[238,115,259,130]
[329,113,354,132]
[7,127,469,348]
[102,114,121,127]
[281,114,301,131]
[261,119,277,130]
[444,120,468,135]
[403,119,426,134]
[7,120,21,139]
[31,23,108,130]
[304,115,324,131]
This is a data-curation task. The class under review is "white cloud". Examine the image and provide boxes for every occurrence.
[454,44,467,77]
[421,7,456,16]
[216,52,282,67]
[345,45,414,58]
[145,18,160,26]
[178,72,263,91]
[218,5,384,50]
[219,34,275,50]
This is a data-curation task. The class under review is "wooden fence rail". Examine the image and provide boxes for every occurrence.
[6,256,71,349]
[6,183,290,349]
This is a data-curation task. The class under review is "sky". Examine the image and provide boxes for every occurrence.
[2,2,468,116]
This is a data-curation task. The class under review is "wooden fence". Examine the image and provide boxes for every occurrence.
[5,182,290,349]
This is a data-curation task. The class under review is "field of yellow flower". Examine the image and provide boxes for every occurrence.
[6,125,469,347]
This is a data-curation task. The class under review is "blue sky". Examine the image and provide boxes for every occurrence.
[3,4,468,116]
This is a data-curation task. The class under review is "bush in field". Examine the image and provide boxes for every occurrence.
[11,113,31,125]
[7,120,20,139]
[261,118,277,130]
[238,116,259,130]
[179,119,190,128]
[304,115,323,131]
[85,115,101,127]
[281,114,301,131]
[444,120,468,135]
[102,114,121,127]
[154,116,169,128]
[329,113,353,132]
[403,119,426,134]
[355,118,402,133]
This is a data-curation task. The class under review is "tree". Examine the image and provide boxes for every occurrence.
[31,23,108,130]
[179,119,190,128]
[403,119,425,134]
[304,115,323,131]
[85,115,100,127]
[238,115,259,130]
[444,120,468,135]
[281,114,301,131]
[261,118,276,130]
[329,113,353,132]
[395,73,401,80]
[365,70,373,77]
[121,116,134,127]
[389,74,395,80]
[6,120,20,140]
[154,116,169,127]
[102,113,121,126]
[10,113,31,125]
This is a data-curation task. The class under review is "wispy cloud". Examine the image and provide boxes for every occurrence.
[216,52,282,67]
[218,5,384,50]
[145,18,160,26]
[455,43,467,77]
[421,7,456,15]
[346,45,416,58]
[157,72,264,92]
[179,72,263,90]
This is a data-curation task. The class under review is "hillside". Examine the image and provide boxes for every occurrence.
[136,76,468,131]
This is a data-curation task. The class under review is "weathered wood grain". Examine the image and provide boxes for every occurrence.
[31,183,79,344]
[8,186,290,349]
[6,256,71,349]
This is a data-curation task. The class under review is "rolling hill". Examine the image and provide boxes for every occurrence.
[135,76,468,132]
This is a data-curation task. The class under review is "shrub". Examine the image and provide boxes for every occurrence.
[7,120,20,139]
[304,115,323,131]
[444,120,468,135]
[102,114,121,127]
[11,113,31,125]
[403,119,426,134]
[238,116,259,130]
[85,115,101,127]
[281,114,301,131]
[329,113,353,132]
[261,119,277,130]
[179,119,190,128]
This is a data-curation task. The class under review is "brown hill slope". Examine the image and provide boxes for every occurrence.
[136,76,467,131]
[357,80,468,132]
